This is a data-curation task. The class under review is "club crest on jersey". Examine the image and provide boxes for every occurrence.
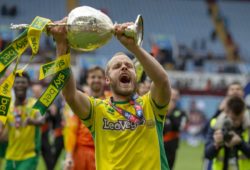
[103,118,145,131]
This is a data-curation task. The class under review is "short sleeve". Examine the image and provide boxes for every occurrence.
[142,92,168,123]
[81,96,101,133]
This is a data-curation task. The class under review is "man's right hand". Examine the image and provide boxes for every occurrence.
[48,17,69,55]
[213,129,223,148]
[49,18,67,42]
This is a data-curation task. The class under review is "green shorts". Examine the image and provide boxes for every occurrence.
[5,156,38,170]
[0,141,8,158]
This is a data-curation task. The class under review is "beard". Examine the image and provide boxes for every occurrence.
[110,80,137,97]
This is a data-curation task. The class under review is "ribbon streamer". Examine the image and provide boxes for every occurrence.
[39,53,71,80]
[33,68,71,115]
[0,30,28,75]
[0,16,51,124]
[28,16,51,55]
[0,73,15,124]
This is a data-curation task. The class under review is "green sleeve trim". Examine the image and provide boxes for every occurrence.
[155,117,170,170]
[158,115,165,120]
[82,103,92,121]
[152,98,168,109]
[112,100,129,104]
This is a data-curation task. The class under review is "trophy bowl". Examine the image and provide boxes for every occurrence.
[66,6,143,51]
[66,6,114,51]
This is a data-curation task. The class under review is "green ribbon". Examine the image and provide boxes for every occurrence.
[33,68,71,115]
[0,16,54,124]
[0,72,15,124]
[0,95,11,118]
[39,53,71,80]
[28,16,51,55]
[0,29,28,76]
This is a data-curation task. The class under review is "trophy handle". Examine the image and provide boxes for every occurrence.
[10,23,68,30]
[124,15,144,46]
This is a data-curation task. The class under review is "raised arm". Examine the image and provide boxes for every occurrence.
[115,23,171,106]
[49,18,91,120]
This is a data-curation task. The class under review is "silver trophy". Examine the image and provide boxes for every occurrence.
[11,6,143,51]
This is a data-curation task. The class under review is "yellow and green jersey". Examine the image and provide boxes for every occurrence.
[82,92,170,170]
[5,98,41,161]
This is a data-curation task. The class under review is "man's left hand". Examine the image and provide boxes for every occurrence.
[114,23,139,52]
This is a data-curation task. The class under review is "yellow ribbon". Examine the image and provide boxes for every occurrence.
[39,53,71,80]
[0,72,15,124]
[15,16,51,77]
[28,16,51,55]
[0,16,52,124]
[0,49,25,124]
[33,68,71,115]
[0,30,29,73]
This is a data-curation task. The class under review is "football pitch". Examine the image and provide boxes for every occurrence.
[1,141,204,170]
[174,141,204,170]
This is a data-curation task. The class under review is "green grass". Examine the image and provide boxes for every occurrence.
[1,142,204,170]
[1,151,65,170]
[174,141,204,170]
